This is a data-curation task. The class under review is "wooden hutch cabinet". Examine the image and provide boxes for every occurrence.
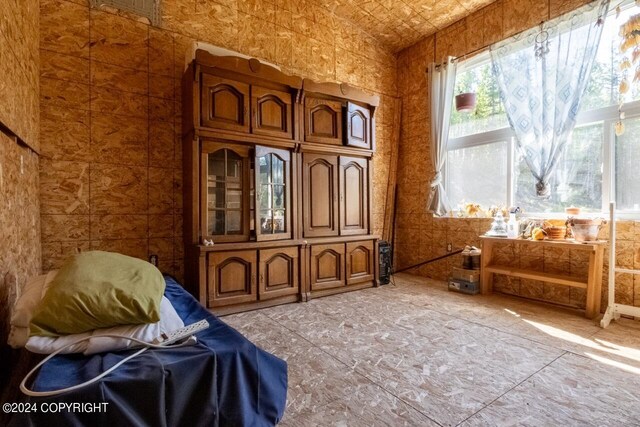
[182,50,379,314]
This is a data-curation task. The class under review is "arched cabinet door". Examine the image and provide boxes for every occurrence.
[251,86,293,139]
[304,97,343,145]
[339,156,368,235]
[310,243,345,291]
[207,250,257,307]
[258,247,299,300]
[200,74,250,132]
[200,142,251,243]
[346,241,374,285]
[345,102,371,149]
[303,153,339,237]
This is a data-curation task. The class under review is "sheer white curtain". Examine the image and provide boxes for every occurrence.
[490,0,609,198]
[427,57,457,216]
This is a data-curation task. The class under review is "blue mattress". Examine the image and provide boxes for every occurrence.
[10,276,288,426]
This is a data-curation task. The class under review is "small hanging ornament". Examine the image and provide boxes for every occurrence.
[615,120,625,136]
[620,78,630,93]
[534,26,551,61]
[620,57,632,70]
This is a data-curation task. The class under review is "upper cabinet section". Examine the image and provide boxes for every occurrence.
[184,51,380,151]
[185,50,302,142]
[301,79,379,151]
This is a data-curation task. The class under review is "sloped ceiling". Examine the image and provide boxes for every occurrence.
[321,0,497,52]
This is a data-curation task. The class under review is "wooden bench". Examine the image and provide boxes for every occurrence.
[480,236,606,319]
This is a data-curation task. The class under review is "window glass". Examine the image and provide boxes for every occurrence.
[515,123,604,213]
[582,4,640,111]
[207,149,244,236]
[449,61,509,139]
[447,141,508,210]
[257,152,288,234]
[615,117,640,211]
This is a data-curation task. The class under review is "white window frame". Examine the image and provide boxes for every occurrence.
[446,53,640,219]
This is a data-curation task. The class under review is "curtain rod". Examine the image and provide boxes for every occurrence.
[429,0,614,72]
[428,44,491,72]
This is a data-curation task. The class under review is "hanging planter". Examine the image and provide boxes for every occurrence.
[455,92,477,113]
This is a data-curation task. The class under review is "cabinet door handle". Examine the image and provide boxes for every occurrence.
[260,273,264,284]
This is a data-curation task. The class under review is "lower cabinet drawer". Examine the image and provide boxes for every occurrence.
[310,243,346,291]
[346,240,375,285]
[258,247,299,300]
[207,250,257,308]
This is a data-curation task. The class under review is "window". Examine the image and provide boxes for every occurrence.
[446,2,640,217]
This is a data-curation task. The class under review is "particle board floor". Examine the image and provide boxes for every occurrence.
[223,273,640,426]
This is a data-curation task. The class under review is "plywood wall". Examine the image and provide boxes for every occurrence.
[0,0,41,397]
[395,0,640,310]
[38,0,399,281]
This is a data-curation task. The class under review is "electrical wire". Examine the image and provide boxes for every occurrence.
[20,334,197,397]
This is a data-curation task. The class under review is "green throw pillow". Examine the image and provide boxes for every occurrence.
[30,251,166,337]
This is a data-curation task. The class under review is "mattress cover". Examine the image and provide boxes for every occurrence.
[9,276,288,427]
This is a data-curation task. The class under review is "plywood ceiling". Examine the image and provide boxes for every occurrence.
[319,0,497,52]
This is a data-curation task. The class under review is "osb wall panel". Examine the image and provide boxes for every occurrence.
[0,135,41,393]
[0,0,41,394]
[0,0,40,149]
[39,0,399,283]
[395,0,640,311]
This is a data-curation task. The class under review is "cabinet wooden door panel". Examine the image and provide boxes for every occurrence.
[258,247,299,300]
[304,98,342,145]
[346,241,374,285]
[252,86,293,139]
[303,153,339,237]
[207,250,257,307]
[339,156,368,235]
[201,74,250,132]
[345,102,371,149]
[310,243,345,291]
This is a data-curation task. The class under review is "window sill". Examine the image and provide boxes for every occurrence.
[447,211,640,221]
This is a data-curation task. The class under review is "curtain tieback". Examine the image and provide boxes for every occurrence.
[430,173,442,188]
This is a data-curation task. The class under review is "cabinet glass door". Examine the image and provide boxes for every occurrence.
[255,146,291,240]
[202,143,250,242]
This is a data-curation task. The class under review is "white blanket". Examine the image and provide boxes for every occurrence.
[9,270,184,355]
[26,296,184,355]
